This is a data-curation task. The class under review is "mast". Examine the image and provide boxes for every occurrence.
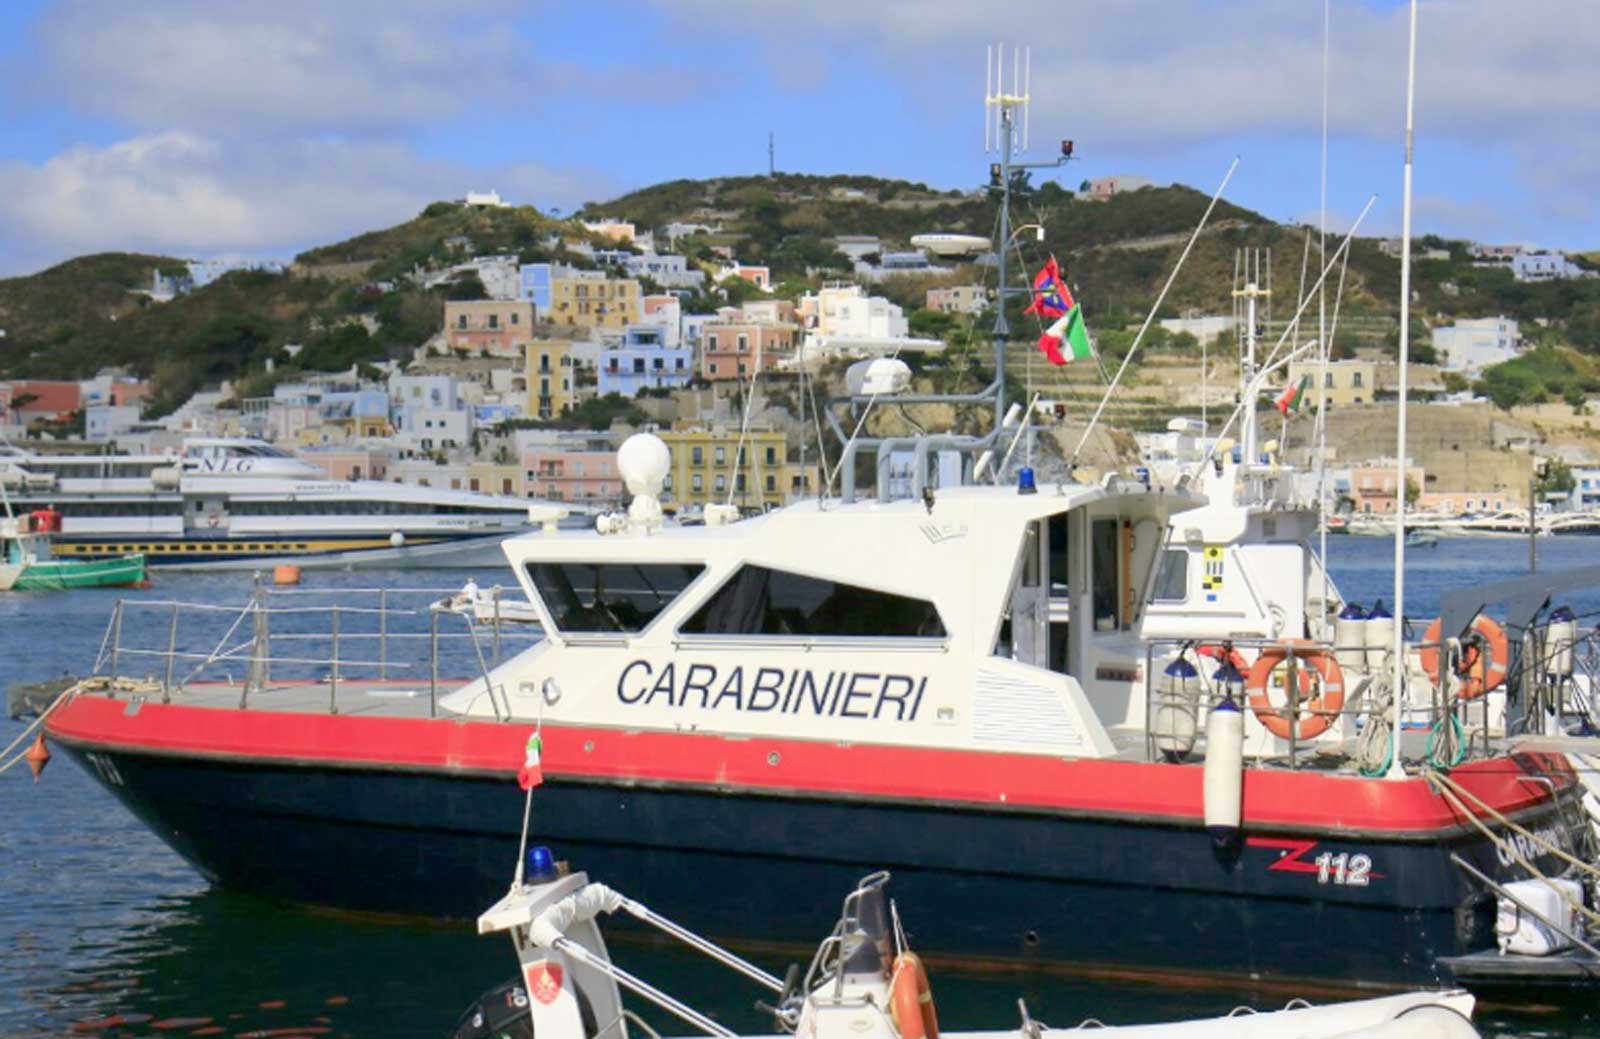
[986,44,1030,425]
[1387,0,1419,780]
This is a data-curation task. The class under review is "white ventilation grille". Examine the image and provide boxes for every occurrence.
[971,667,1082,749]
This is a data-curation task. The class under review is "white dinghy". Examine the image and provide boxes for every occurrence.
[460,861,1479,1039]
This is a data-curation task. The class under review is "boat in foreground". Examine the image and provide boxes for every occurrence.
[461,863,1480,1039]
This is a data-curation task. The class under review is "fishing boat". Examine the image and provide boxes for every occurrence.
[461,859,1482,1039]
[34,42,1596,992]
[0,437,561,569]
[0,507,146,590]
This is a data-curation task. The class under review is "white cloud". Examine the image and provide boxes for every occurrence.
[0,133,612,275]
[29,0,533,133]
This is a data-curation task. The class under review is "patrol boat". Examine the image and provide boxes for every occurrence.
[38,51,1590,990]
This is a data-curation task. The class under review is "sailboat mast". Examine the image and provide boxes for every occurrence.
[1387,0,1419,780]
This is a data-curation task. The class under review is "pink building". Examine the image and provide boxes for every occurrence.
[1348,462,1426,515]
[523,448,624,504]
[701,322,796,381]
[297,448,389,482]
[1416,491,1514,516]
[443,300,535,358]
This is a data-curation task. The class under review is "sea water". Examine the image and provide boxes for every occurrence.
[2,538,1596,1037]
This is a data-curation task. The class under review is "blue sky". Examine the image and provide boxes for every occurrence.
[0,0,1594,276]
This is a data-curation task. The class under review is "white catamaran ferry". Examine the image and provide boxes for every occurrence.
[0,437,557,568]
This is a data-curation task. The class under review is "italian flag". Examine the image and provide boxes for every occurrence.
[1275,374,1312,415]
[1038,287,1093,366]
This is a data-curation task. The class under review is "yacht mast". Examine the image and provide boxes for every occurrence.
[1387,0,1419,780]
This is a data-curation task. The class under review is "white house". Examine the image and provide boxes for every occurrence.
[1432,317,1521,374]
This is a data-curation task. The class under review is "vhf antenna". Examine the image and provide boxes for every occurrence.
[984,44,1073,439]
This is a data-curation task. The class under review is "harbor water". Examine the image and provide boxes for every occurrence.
[4,537,1599,1037]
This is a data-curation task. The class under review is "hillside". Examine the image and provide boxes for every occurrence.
[2,172,1599,419]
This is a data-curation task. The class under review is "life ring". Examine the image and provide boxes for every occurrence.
[889,952,939,1039]
[1246,640,1345,740]
[1420,615,1508,700]
[1197,643,1251,675]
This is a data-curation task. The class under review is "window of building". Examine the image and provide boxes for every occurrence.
[691,446,703,465]
[738,334,749,352]
[1325,372,1334,388]
[1150,549,1188,602]
[456,315,467,329]
[511,313,519,325]
[527,562,704,633]
[709,362,719,375]
[765,474,776,492]
[715,446,726,465]
[735,474,746,493]
[653,358,663,370]
[765,446,776,465]
[1352,372,1364,387]
[715,474,727,493]
[489,315,499,330]
[681,565,945,638]
[708,335,719,351]
[691,473,703,492]
[633,358,645,373]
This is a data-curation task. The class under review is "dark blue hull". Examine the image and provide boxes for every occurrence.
[64,745,1550,989]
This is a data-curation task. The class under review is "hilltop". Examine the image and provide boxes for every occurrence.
[1,172,1597,416]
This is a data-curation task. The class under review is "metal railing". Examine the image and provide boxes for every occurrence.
[90,578,542,720]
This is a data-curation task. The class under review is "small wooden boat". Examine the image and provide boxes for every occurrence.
[0,510,146,591]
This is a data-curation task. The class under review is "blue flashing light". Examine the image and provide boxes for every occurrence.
[1552,605,1575,622]
[526,845,557,881]
[1164,657,1199,678]
[1367,599,1391,621]
[1338,602,1366,621]
[1018,467,1037,495]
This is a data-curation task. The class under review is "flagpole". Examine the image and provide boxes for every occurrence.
[1387,0,1419,781]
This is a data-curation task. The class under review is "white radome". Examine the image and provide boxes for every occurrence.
[618,433,671,497]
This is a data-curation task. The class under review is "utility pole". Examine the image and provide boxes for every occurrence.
[768,132,775,177]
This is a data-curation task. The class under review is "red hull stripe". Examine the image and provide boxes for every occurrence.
[46,693,1572,835]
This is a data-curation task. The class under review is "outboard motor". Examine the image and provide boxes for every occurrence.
[450,978,535,1039]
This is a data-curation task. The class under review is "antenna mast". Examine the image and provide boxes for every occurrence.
[985,44,1031,424]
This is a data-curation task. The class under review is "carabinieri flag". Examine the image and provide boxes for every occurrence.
[1024,257,1069,319]
[1275,374,1312,415]
[1037,282,1093,365]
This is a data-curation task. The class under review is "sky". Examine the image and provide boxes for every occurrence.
[0,0,1595,277]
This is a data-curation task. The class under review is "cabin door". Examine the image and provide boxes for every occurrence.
[188,497,230,533]
[1008,520,1050,668]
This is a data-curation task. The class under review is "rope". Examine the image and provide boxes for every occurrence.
[1425,713,1466,769]
[1425,768,1600,930]
[1356,665,1395,777]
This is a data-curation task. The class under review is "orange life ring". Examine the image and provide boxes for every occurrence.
[890,952,939,1039]
[1419,615,1508,700]
[1246,640,1345,740]
[1197,643,1251,675]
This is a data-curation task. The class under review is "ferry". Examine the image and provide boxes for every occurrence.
[0,437,557,568]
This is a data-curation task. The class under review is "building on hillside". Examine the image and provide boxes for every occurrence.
[443,299,536,357]
[1432,317,1521,374]
[522,264,641,330]
[0,380,83,425]
[641,294,683,347]
[393,408,470,457]
[736,299,796,325]
[297,447,389,482]
[701,320,798,381]
[525,340,575,420]
[600,326,693,396]
[420,255,521,299]
[523,444,624,505]
[85,405,143,441]
[1082,175,1155,202]
[1347,459,1426,515]
[717,264,770,291]
[926,285,988,315]
[1469,244,1528,261]
[1513,252,1586,282]
[461,190,511,209]
[79,371,152,408]
[583,218,636,244]
[464,461,524,497]
[1285,358,1377,408]
[1158,314,1234,346]
[795,282,943,365]
[662,221,715,243]
[594,249,706,289]
[1562,468,1600,511]
[658,426,793,512]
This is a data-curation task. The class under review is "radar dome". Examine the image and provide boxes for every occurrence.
[618,433,671,497]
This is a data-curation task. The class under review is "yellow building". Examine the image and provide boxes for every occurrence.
[1286,358,1377,409]
[524,340,576,420]
[548,272,641,331]
[295,415,393,446]
[659,427,793,513]
[464,461,525,497]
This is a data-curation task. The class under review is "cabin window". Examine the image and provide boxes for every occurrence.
[681,565,945,638]
[527,562,704,633]
[1150,548,1188,602]
[1090,518,1120,631]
